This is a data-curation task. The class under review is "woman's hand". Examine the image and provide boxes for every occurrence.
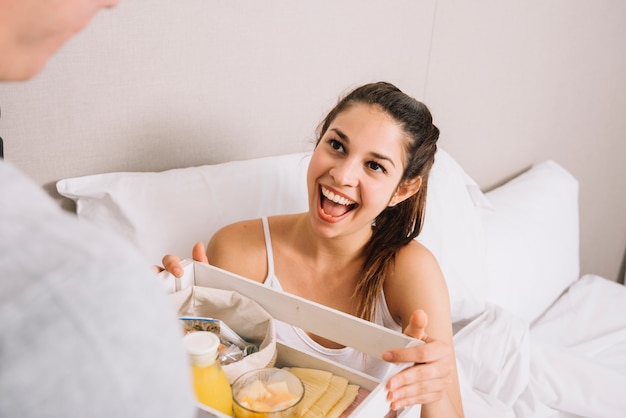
[154,242,209,277]
[382,310,456,412]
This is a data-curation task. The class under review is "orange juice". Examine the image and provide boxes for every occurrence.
[184,331,233,415]
[191,361,233,414]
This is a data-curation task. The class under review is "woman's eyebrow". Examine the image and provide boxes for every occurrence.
[330,128,349,142]
[329,128,396,168]
[371,152,396,168]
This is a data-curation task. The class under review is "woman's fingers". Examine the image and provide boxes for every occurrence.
[384,338,447,364]
[161,254,184,277]
[191,241,209,263]
[382,309,455,410]
[403,309,429,342]
[385,353,454,410]
[388,350,453,385]
[382,310,432,364]
[387,371,451,410]
[158,242,208,278]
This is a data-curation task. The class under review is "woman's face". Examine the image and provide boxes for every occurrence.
[0,0,119,80]
[307,103,409,239]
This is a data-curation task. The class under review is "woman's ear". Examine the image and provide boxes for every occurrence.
[389,176,422,207]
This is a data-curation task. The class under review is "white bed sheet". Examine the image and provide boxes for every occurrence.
[455,274,626,417]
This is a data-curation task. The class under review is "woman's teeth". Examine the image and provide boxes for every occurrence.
[321,186,355,206]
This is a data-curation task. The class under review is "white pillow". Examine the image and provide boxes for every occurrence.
[417,149,488,324]
[57,153,311,266]
[57,149,488,323]
[481,160,580,323]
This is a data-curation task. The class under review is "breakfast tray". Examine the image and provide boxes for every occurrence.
[160,260,421,417]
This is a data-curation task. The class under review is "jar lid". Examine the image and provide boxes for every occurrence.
[183,331,220,366]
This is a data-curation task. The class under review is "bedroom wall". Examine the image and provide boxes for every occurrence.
[0,0,436,189]
[423,1,626,283]
[0,0,624,283]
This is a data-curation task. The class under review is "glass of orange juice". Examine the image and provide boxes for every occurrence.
[232,368,304,418]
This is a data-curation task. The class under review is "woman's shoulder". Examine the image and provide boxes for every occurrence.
[212,218,264,240]
[394,240,447,290]
[206,214,300,281]
[211,214,298,240]
[385,239,451,329]
[395,239,439,269]
[387,240,448,296]
[393,240,446,293]
[207,218,267,281]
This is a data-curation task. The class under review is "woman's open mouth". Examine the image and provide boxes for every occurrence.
[320,186,357,218]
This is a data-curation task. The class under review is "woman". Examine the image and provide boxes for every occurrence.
[163,82,464,417]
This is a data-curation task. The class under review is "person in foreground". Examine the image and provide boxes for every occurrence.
[0,0,195,417]
[163,81,464,417]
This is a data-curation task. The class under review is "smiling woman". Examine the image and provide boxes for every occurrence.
[163,81,464,417]
[312,105,407,227]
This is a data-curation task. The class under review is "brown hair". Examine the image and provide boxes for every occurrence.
[316,82,439,321]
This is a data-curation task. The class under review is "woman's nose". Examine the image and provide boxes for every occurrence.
[329,159,359,187]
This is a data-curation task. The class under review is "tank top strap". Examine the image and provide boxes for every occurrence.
[261,216,276,279]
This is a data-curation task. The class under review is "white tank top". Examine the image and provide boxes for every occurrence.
[261,216,402,379]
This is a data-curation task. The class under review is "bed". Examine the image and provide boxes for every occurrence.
[55,149,626,417]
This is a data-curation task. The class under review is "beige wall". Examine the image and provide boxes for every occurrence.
[424,1,626,282]
[1,0,624,282]
[0,0,435,184]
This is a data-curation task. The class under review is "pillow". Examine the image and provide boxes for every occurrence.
[58,149,488,323]
[57,153,311,266]
[480,160,580,323]
[417,149,488,324]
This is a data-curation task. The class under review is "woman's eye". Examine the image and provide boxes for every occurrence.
[367,161,387,173]
[329,139,344,152]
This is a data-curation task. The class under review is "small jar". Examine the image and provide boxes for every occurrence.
[183,331,233,415]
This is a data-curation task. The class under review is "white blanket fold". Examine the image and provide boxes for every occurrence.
[455,275,626,417]
[454,304,557,417]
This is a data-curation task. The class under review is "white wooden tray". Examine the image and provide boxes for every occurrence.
[161,260,422,417]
